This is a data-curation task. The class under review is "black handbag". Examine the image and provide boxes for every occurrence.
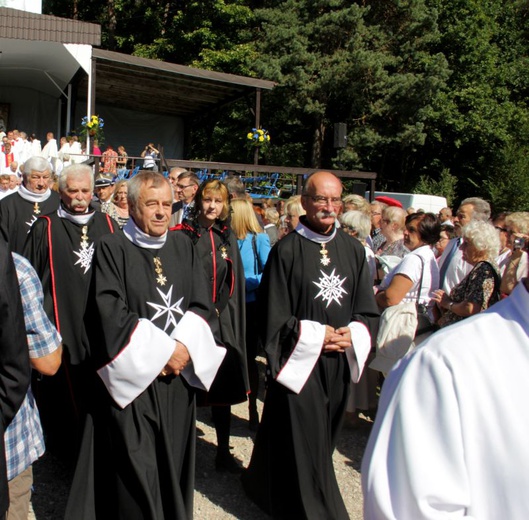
[415,255,439,336]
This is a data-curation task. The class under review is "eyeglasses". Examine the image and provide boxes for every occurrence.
[176,183,194,190]
[382,219,391,224]
[304,195,343,207]
[437,236,449,242]
[371,211,381,216]
[495,226,508,233]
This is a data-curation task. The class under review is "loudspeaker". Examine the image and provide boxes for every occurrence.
[351,182,366,196]
[334,123,347,148]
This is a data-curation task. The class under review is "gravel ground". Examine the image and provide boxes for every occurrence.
[30,359,372,519]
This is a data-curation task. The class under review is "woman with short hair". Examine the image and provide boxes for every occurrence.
[433,220,501,327]
[371,212,441,374]
[174,179,248,472]
[282,195,305,235]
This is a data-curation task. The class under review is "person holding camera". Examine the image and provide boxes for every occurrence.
[499,211,529,296]
[140,142,159,172]
[433,220,501,327]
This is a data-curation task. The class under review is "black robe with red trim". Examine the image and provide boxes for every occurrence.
[22,208,119,462]
[175,220,249,405]
[0,189,60,254]
[23,209,119,364]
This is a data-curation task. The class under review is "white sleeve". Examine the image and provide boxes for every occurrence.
[362,349,472,519]
[276,320,325,394]
[345,321,371,383]
[172,310,226,391]
[97,318,175,409]
[392,253,421,284]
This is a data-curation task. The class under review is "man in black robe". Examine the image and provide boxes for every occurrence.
[242,171,379,519]
[65,172,225,520]
[0,237,31,517]
[23,164,119,462]
[0,156,59,254]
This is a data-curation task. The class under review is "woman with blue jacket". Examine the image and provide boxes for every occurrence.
[230,198,271,430]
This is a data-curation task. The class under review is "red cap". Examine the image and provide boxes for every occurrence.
[375,196,403,208]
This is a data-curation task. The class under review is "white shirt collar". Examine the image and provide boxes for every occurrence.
[295,219,337,244]
[18,183,52,203]
[57,204,95,225]
[123,218,167,249]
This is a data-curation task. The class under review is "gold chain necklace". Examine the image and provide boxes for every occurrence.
[153,256,167,286]
[320,242,331,266]
[80,225,89,248]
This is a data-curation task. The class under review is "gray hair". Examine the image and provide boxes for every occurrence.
[58,164,94,192]
[460,197,491,222]
[342,194,370,216]
[224,176,246,198]
[382,206,407,231]
[22,156,50,180]
[462,220,500,261]
[340,210,371,241]
[505,212,529,235]
[371,200,388,212]
[127,171,170,210]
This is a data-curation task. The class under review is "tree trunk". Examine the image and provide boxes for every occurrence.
[311,120,325,168]
[107,0,117,50]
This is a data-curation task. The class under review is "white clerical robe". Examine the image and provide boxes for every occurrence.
[362,281,529,519]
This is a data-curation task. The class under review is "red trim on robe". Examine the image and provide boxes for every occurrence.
[43,216,61,333]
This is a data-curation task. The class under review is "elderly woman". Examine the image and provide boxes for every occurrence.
[433,220,501,327]
[100,179,129,228]
[499,212,529,295]
[435,224,455,259]
[281,195,306,239]
[340,210,376,281]
[343,194,371,216]
[375,206,409,282]
[377,206,409,258]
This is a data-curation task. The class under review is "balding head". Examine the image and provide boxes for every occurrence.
[301,171,343,233]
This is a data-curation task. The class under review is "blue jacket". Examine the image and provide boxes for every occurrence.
[237,232,271,302]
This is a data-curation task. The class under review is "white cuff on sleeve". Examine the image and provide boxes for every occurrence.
[345,321,372,383]
[97,318,175,409]
[276,320,325,394]
[171,311,226,391]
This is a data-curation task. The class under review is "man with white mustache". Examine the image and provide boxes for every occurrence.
[24,164,119,464]
[0,156,60,254]
[243,171,379,519]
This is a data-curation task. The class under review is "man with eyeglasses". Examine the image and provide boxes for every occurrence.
[438,197,491,293]
[170,171,199,225]
[243,171,379,519]
[370,200,387,251]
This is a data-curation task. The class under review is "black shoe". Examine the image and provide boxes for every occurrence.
[215,452,243,474]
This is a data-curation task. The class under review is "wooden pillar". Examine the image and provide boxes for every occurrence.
[253,88,261,165]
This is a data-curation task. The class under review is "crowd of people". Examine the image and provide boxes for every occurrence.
[0,127,528,519]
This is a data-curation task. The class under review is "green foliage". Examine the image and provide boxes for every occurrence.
[41,0,529,205]
[482,142,529,213]
[412,169,458,206]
